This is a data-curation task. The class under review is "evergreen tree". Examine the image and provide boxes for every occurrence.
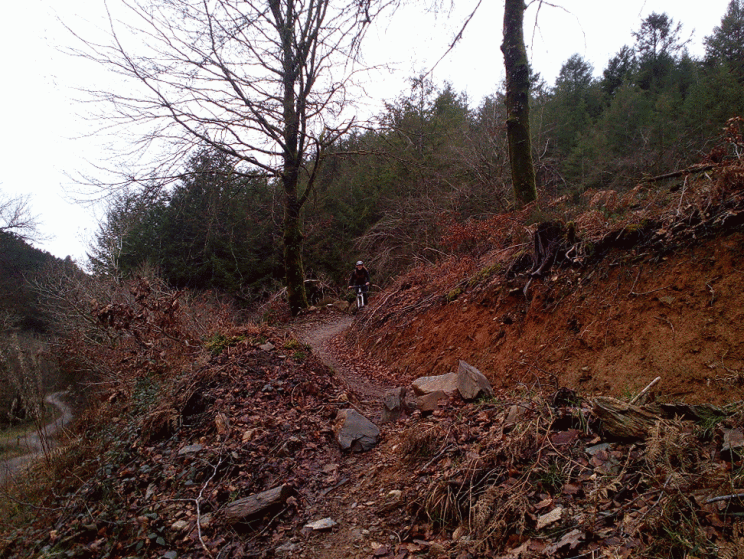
[704,0,744,80]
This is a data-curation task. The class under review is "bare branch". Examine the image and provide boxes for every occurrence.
[0,192,41,241]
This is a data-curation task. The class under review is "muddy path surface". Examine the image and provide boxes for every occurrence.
[0,392,73,483]
[295,313,396,418]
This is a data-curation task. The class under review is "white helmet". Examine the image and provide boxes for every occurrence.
[356,261,363,266]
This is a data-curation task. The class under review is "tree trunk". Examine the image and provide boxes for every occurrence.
[283,190,308,315]
[501,0,537,207]
[275,0,308,315]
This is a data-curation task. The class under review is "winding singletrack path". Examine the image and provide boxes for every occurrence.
[0,392,73,483]
[296,314,391,411]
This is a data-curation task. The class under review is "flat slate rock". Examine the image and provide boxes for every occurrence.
[411,373,458,396]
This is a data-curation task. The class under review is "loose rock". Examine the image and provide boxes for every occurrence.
[456,360,494,401]
[411,373,458,397]
[334,409,380,452]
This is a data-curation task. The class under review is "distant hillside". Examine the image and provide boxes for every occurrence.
[0,232,65,333]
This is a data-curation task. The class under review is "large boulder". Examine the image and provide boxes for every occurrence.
[456,360,494,401]
[334,409,380,452]
[411,373,458,397]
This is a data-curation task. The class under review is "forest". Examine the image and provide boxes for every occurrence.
[2,2,744,557]
[84,2,744,298]
[2,0,743,430]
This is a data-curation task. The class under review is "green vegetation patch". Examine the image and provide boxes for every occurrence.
[468,263,504,288]
[204,333,248,356]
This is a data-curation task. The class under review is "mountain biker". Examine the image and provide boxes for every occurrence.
[348,260,370,305]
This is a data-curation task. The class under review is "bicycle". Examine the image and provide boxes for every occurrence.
[350,285,367,309]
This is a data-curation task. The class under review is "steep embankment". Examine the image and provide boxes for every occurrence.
[360,232,744,405]
[354,163,744,407]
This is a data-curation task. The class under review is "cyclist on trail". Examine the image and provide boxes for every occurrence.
[348,260,370,305]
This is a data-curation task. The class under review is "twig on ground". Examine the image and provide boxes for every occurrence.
[629,376,662,405]
[654,315,676,337]
[706,279,719,306]
[705,493,744,504]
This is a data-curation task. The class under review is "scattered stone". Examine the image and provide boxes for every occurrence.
[722,428,744,458]
[223,485,294,523]
[381,387,407,423]
[177,444,203,456]
[452,526,467,541]
[275,541,301,556]
[416,391,449,414]
[170,520,189,532]
[411,373,458,397]
[504,404,526,432]
[537,506,564,530]
[334,409,380,452]
[304,517,337,531]
[456,360,494,401]
[259,342,275,351]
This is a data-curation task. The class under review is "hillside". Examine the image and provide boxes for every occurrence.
[0,232,63,333]
[2,159,744,558]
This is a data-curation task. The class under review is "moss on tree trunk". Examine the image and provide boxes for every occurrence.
[501,0,537,207]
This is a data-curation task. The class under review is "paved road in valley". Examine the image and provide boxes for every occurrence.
[0,392,73,483]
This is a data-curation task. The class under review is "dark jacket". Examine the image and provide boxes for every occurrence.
[348,267,370,287]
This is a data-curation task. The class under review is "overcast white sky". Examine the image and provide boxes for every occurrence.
[0,0,733,263]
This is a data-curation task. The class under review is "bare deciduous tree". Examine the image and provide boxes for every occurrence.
[70,0,393,314]
[0,191,40,241]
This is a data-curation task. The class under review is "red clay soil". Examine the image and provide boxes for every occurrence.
[358,232,744,406]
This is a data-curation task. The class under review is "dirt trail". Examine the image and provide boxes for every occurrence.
[296,313,393,414]
[0,392,73,483]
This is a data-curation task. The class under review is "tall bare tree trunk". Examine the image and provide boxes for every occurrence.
[276,0,309,315]
[501,0,537,207]
[283,192,308,315]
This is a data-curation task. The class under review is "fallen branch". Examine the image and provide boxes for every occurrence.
[643,164,715,183]
[705,493,744,505]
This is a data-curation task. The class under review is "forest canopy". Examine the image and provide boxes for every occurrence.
[88,2,744,299]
